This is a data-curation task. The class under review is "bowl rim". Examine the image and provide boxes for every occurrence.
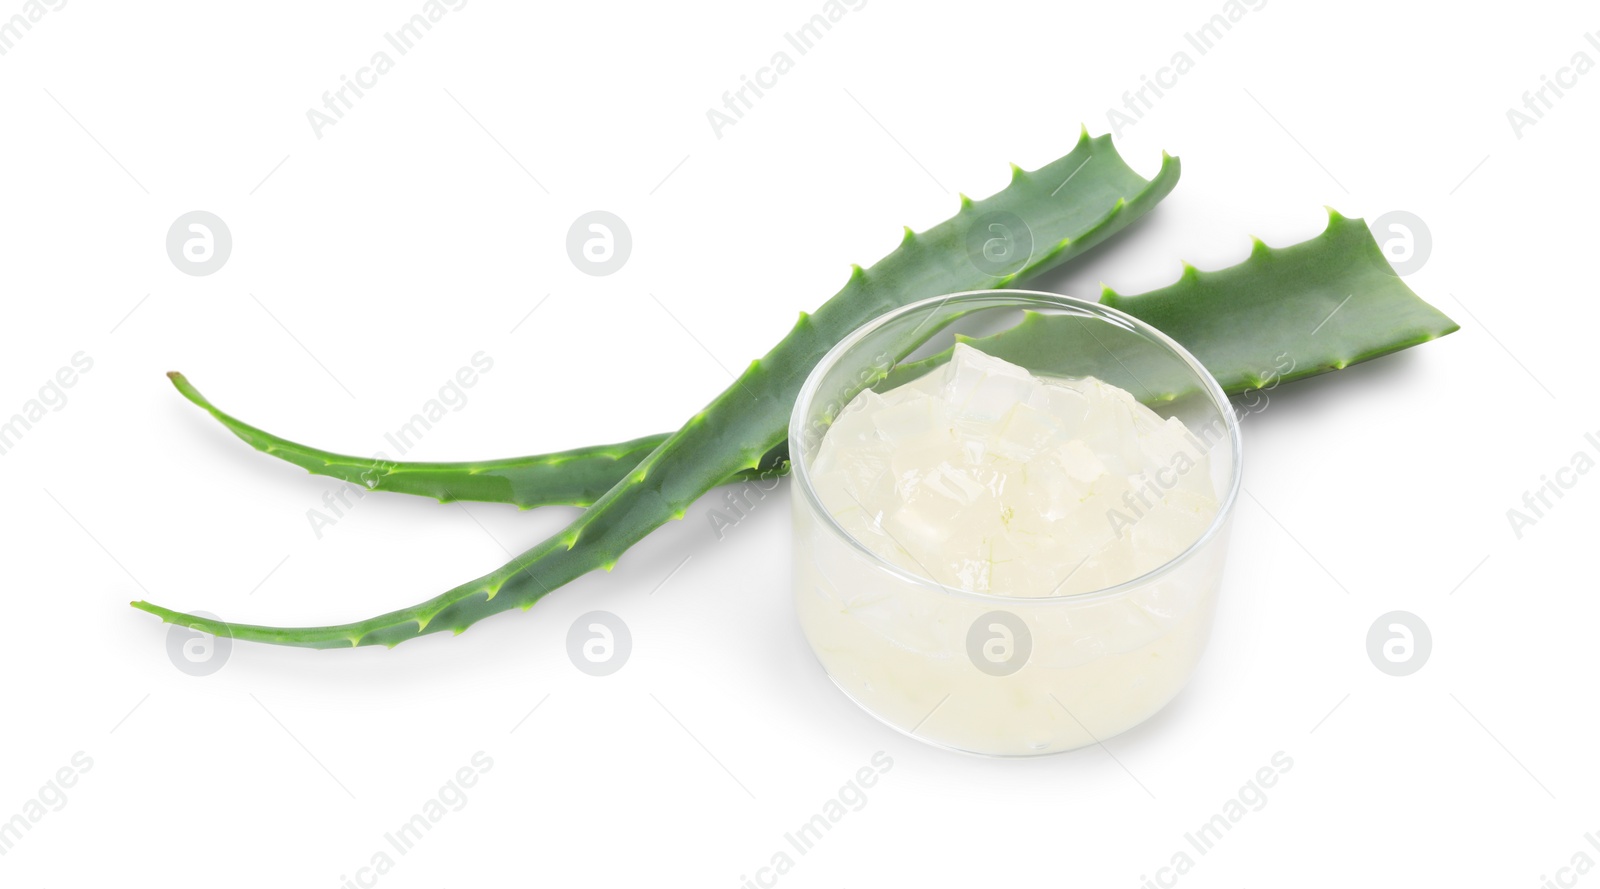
[787,288,1244,606]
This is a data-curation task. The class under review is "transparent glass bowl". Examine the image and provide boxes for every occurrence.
[788,290,1242,757]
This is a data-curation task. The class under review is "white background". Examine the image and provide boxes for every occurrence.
[2,0,1596,885]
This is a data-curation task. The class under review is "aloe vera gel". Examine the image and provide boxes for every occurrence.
[810,343,1220,595]
[790,292,1241,756]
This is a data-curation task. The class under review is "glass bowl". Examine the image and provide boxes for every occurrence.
[788,290,1243,757]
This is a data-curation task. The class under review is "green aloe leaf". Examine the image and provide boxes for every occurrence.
[1102,207,1458,394]
[135,130,1181,648]
[167,372,777,509]
[173,208,1455,516]
[888,208,1459,399]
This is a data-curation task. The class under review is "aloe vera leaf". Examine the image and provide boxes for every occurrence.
[132,131,1181,648]
[165,132,1160,511]
[166,372,774,508]
[1100,208,1458,393]
[885,208,1459,399]
[172,208,1456,521]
